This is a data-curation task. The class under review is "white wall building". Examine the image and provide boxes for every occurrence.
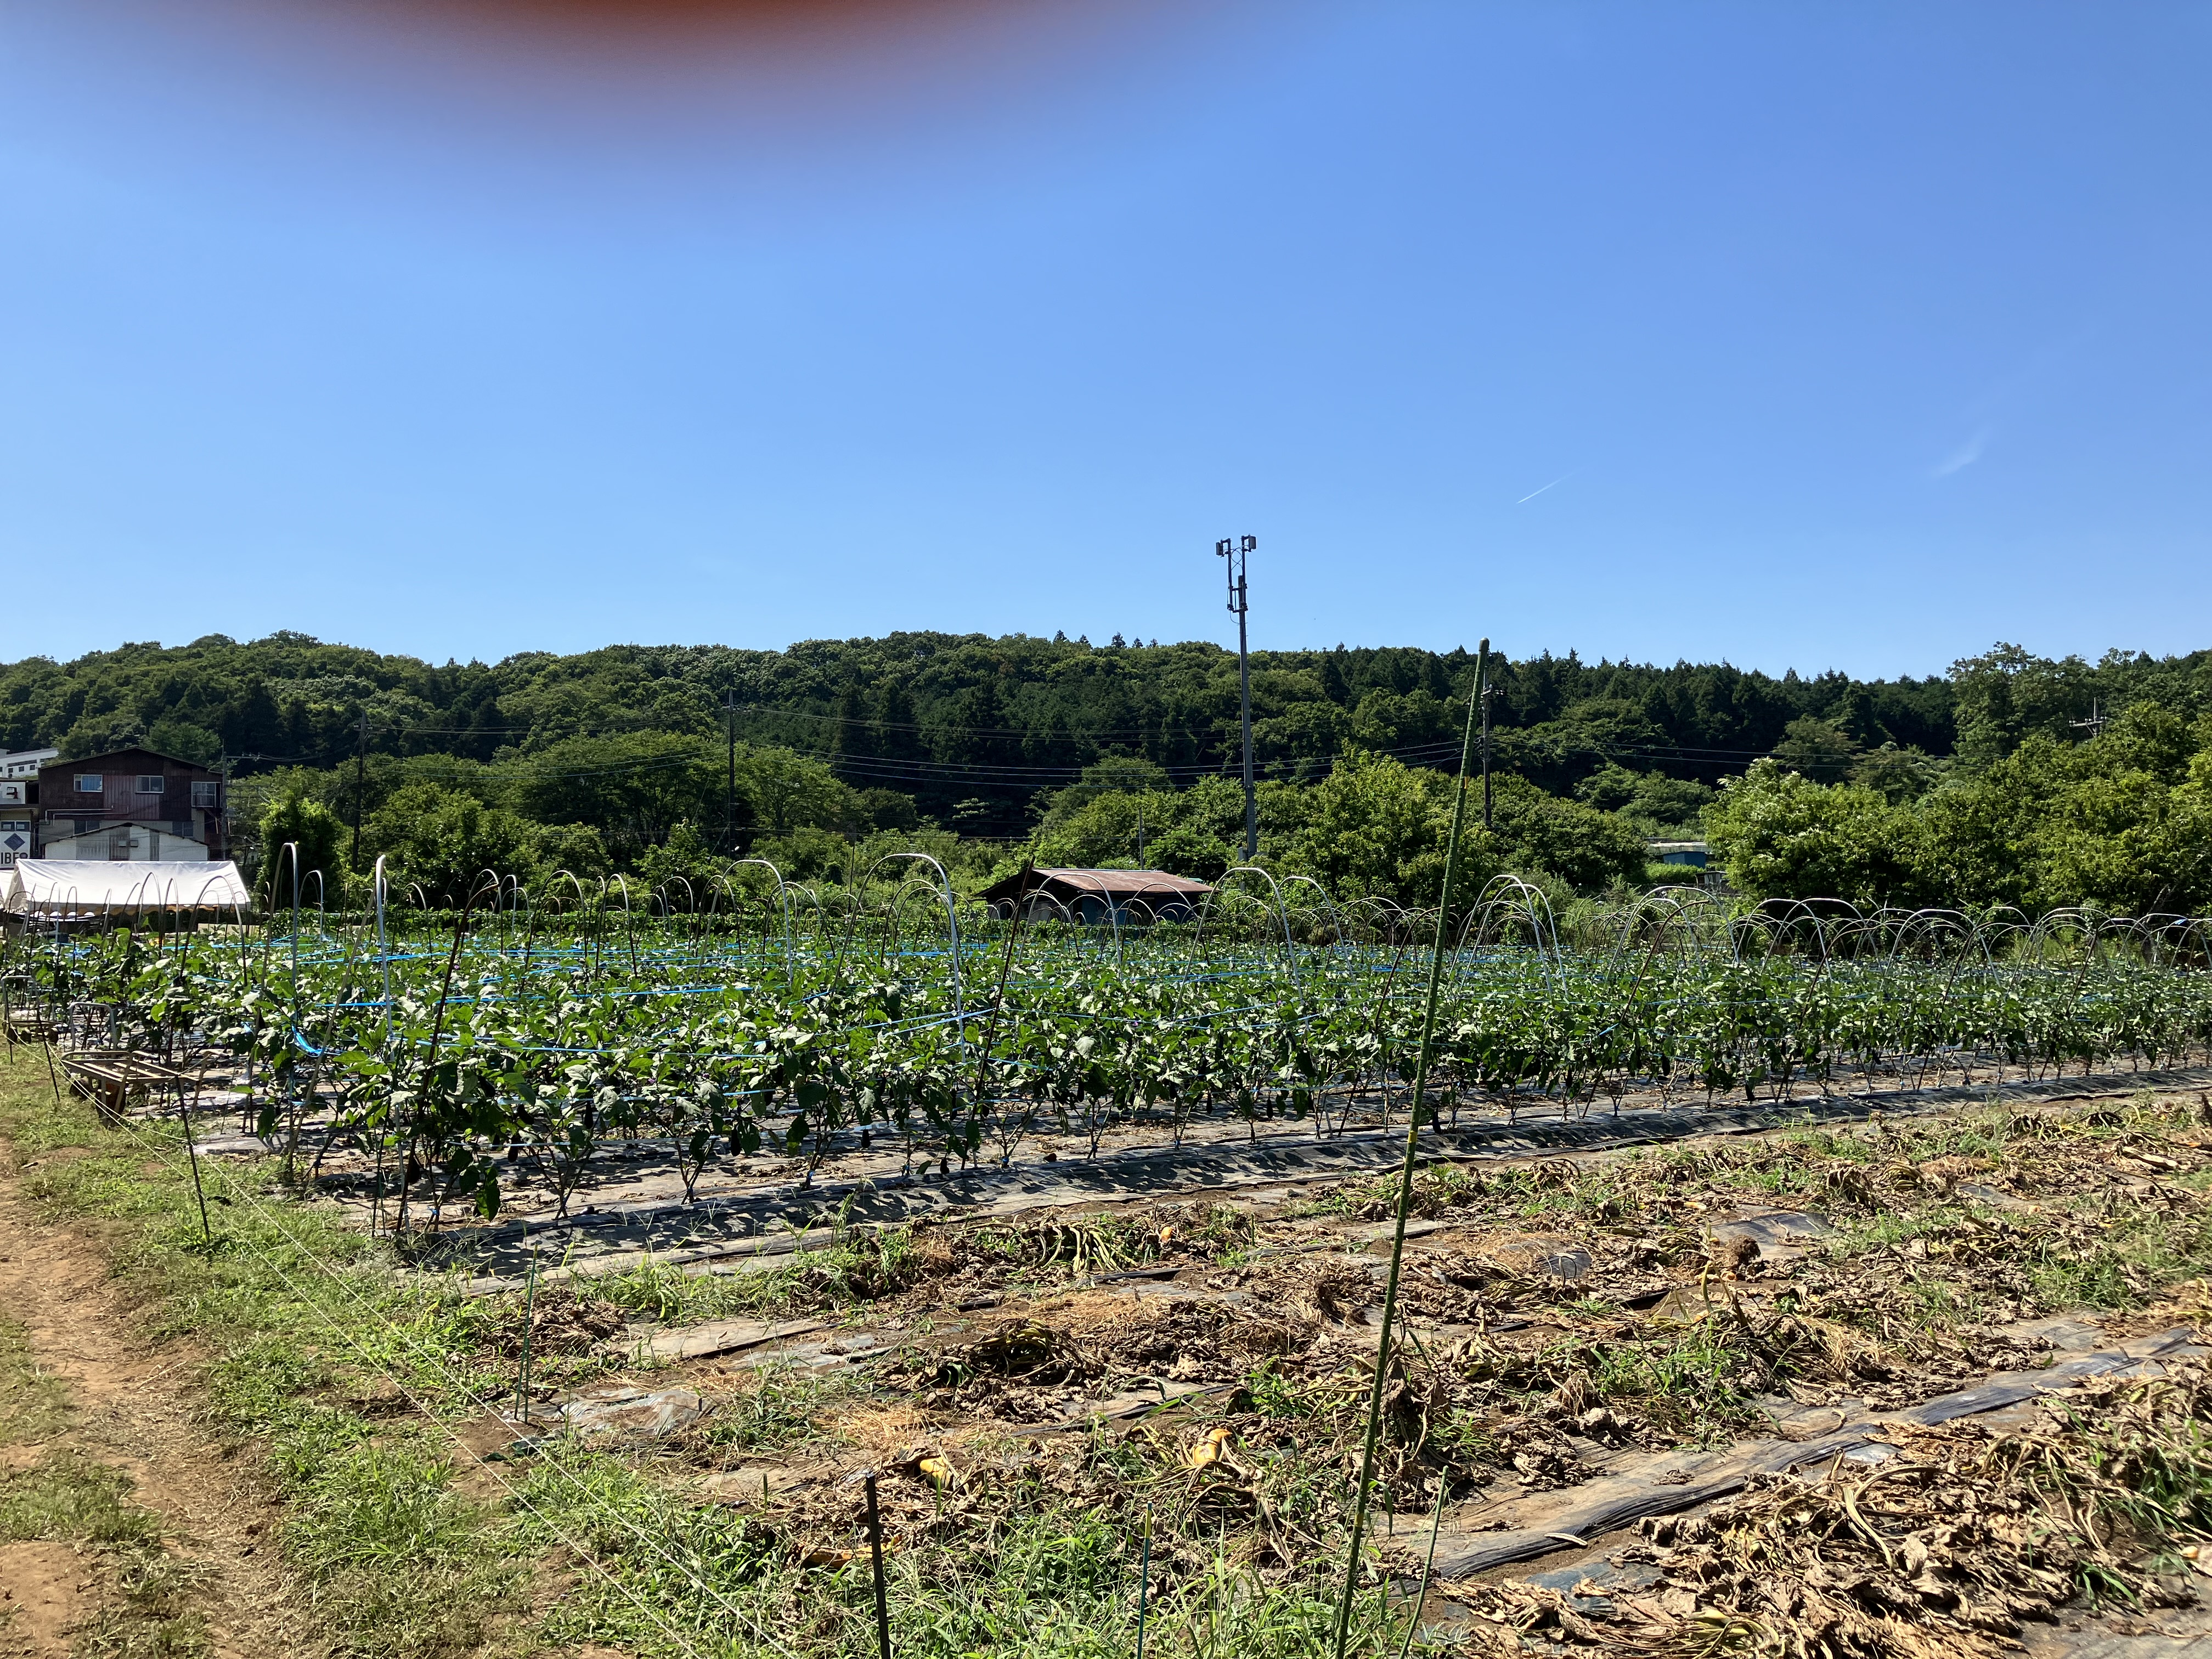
[36,821,212,862]
[0,749,55,868]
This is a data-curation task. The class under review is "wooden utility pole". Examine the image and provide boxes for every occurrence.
[723,690,740,853]
[349,710,369,871]
[215,753,233,863]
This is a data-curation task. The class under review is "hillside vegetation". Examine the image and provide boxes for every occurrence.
[2,633,2207,912]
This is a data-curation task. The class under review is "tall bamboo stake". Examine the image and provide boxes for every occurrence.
[864,1471,893,1659]
[515,1226,538,1424]
[1329,683,1482,1659]
[1136,1504,1154,1659]
[179,1085,213,1249]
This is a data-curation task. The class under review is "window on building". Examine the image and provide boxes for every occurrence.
[190,781,219,808]
[137,775,165,794]
[75,774,104,794]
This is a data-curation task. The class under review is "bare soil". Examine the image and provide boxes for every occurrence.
[0,1542,90,1658]
[0,1158,314,1658]
[12,1054,2212,1658]
[497,1080,2212,1656]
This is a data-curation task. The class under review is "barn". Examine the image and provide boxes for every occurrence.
[979,867,1214,924]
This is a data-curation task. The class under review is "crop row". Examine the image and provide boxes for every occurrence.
[10,915,2211,1230]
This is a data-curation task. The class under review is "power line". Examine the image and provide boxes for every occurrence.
[172,687,1882,799]
[240,727,1837,793]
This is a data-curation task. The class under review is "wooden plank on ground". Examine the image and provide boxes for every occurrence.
[1429,1328,2203,1581]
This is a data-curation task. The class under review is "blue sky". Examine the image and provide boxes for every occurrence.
[4,2,2208,676]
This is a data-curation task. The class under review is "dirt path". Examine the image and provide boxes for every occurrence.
[0,1159,317,1658]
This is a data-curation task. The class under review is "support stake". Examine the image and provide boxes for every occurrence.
[516,1228,538,1425]
[1393,1469,1451,1659]
[179,1088,213,1250]
[865,1471,892,1659]
[1136,1504,1154,1659]
[1330,681,1483,1659]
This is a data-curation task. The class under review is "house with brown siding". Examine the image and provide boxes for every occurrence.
[34,749,228,862]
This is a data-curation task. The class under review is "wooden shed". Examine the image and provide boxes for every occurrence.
[979,867,1214,924]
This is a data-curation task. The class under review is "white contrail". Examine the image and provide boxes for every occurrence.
[1932,430,1989,478]
[1516,473,1572,504]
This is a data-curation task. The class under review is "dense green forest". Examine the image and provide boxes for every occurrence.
[2,632,2207,914]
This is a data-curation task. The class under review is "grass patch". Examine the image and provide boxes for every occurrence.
[0,1312,71,1446]
[0,1448,160,1545]
[2028,1207,2212,1311]
[514,1449,1395,1659]
[0,1451,215,1657]
[74,1551,217,1659]
[596,1250,851,1325]
[1242,1358,1318,1420]
[0,1053,104,1166]
[701,1363,857,1454]
[0,1048,519,1657]
[284,1435,511,1656]
[594,1226,938,1327]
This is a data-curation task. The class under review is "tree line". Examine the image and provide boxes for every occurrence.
[2,631,2205,913]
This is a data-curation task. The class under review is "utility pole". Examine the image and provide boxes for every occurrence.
[348,710,369,871]
[2070,699,2108,741]
[216,753,232,864]
[1216,534,1257,861]
[1477,639,1493,831]
[723,690,740,853]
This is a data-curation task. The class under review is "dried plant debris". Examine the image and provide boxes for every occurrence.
[481,1285,629,1359]
[636,1091,2212,1632]
[886,1318,1103,1422]
[1450,1358,2212,1657]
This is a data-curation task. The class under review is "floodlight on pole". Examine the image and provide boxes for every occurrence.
[1477,637,1493,832]
[1216,535,1257,861]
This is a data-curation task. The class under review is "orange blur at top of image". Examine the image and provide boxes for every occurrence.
[297,0,1158,72]
[148,0,1199,134]
[388,0,1012,46]
[426,0,969,24]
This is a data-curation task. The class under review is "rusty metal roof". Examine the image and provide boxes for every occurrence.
[979,867,1214,902]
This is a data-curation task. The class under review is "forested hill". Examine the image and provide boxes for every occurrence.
[7,631,2207,914]
[10,630,2185,816]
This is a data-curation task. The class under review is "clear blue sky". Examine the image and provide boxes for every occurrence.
[4,2,2208,677]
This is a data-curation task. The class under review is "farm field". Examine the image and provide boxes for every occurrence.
[6,895,2212,1658]
[13,2,2212,1653]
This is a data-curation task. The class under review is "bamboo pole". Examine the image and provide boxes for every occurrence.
[1329,682,1482,1659]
